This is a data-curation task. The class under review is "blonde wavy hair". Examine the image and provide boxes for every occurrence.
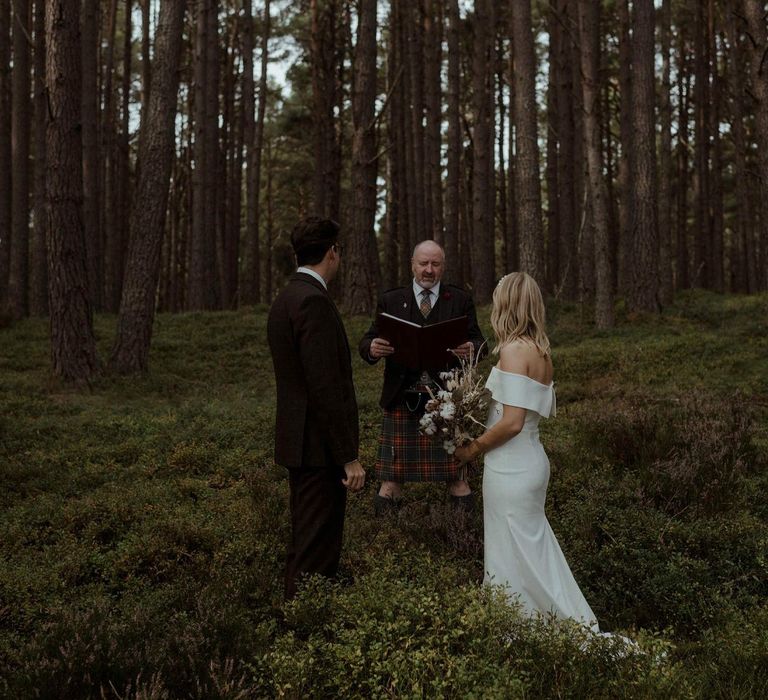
[491,272,551,356]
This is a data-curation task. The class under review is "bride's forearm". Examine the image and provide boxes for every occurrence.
[466,421,521,458]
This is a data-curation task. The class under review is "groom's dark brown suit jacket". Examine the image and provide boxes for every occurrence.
[267,272,359,468]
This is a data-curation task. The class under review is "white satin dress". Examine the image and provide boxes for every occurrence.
[482,366,598,631]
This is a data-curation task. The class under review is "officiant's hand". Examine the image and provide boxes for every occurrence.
[450,341,474,360]
[342,459,366,492]
[369,337,394,359]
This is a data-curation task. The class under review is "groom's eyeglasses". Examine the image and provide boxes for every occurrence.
[333,243,344,256]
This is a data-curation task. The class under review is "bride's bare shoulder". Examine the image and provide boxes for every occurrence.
[497,339,535,374]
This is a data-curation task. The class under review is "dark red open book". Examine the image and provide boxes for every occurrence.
[377,313,469,371]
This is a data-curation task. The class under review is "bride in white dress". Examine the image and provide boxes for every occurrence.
[455,272,598,631]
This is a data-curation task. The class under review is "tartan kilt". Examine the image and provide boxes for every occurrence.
[375,406,462,483]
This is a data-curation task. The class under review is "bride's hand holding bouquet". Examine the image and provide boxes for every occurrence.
[418,345,490,471]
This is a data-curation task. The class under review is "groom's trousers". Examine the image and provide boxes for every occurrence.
[284,465,347,600]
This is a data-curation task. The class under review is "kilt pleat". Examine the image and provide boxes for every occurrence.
[375,406,461,482]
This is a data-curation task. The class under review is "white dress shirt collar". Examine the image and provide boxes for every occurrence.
[413,279,440,303]
[297,266,328,290]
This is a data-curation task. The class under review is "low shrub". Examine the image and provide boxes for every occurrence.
[577,394,761,516]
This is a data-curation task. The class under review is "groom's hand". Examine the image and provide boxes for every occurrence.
[342,459,366,492]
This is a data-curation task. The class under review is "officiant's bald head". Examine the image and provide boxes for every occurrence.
[411,240,445,290]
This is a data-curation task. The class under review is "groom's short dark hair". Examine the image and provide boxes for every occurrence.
[291,217,340,266]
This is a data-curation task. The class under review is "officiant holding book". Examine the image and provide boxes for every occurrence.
[359,240,486,514]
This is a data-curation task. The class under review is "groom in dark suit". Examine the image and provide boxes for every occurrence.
[359,240,485,513]
[267,217,365,599]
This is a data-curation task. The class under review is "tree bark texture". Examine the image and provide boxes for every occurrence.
[745,0,768,290]
[81,0,101,310]
[693,0,711,288]
[577,0,613,328]
[616,0,633,295]
[423,0,444,242]
[511,0,545,287]
[628,0,659,312]
[658,0,674,304]
[45,0,100,382]
[726,0,756,292]
[469,0,494,302]
[0,0,11,307]
[30,0,47,315]
[676,33,690,290]
[310,0,343,220]
[8,0,31,318]
[111,0,188,374]
[555,0,577,298]
[343,0,379,315]
[444,0,460,279]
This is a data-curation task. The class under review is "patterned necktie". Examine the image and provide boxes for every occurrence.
[419,289,432,318]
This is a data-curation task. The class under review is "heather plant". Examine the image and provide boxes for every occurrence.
[577,394,761,516]
[1,291,767,697]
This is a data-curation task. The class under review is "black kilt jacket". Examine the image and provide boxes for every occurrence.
[358,283,486,409]
[267,272,359,469]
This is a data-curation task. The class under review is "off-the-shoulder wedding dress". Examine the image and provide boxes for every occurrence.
[482,366,598,631]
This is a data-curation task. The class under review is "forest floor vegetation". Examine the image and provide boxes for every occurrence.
[1,290,767,698]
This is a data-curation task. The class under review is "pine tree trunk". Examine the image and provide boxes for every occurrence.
[141,0,151,107]
[0,0,12,312]
[496,36,508,276]
[30,0,47,315]
[407,3,427,242]
[628,0,659,312]
[693,0,711,288]
[241,0,256,304]
[218,20,235,309]
[46,0,100,383]
[310,0,342,219]
[546,4,560,290]
[343,0,379,315]
[602,60,618,292]
[205,0,220,307]
[227,27,243,310]
[616,0,633,295]
[0,0,10,307]
[382,2,402,288]
[710,24,724,293]
[264,139,274,300]
[111,0,187,374]
[658,0,674,304]
[745,0,768,290]
[81,0,101,310]
[188,0,216,310]
[101,0,120,311]
[726,0,755,292]
[401,1,419,265]
[256,1,271,292]
[506,42,518,274]
[511,0,545,287]
[577,0,613,328]
[118,0,133,303]
[444,0,460,280]
[8,0,31,318]
[676,43,691,290]
[555,0,577,297]
[470,0,494,302]
[423,0,443,241]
